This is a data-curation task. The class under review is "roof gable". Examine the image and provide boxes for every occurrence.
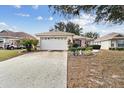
[95,32,124,42]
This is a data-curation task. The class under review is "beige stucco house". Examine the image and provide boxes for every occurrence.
[73,35,93,47]
[94,32,124,49]
[36,31,93,50]
[36,31,74,50]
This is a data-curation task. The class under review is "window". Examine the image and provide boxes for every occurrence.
[118,40,124,47]
[111,41,115,47]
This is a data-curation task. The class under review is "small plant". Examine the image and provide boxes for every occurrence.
[83,50,93,56]
[69,47,77,56]
[85,47,93,51]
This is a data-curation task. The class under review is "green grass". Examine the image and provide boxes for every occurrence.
[0,50,26,62]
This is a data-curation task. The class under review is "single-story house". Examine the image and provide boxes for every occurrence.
[36,31,93,50]
[36,31,74,50]
[73,35,93,47]
[0,30,36,49]
[94,32,124,49]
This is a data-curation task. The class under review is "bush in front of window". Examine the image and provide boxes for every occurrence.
[89,45,101,49]
[109,47,124,51]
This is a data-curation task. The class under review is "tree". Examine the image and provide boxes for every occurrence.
[50,21,83,35]
[31,39,39,50]
[84,32,99,39]
[49,5,124,24]
[20,39,38,52]
[54,22,65,31]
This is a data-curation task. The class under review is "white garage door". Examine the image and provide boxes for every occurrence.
[40,37,68,50]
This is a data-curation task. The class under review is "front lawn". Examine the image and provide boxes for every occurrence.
[0,50,26,62]
[68,50,124,88]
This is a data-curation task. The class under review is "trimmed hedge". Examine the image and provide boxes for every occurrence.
[109,47,124,51]
[77,47,85,51]
[69,47,92,51]
[89,45,101,49]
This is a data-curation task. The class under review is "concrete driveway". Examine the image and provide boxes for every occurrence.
[0,51,67,88]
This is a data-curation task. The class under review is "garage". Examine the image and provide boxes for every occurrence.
[40,37,67,50]
[36,31,74,50]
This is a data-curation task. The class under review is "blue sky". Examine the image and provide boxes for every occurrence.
[0,5,124,36]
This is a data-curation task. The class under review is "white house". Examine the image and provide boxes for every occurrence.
[36,31,74,50]
[94,32,124,49]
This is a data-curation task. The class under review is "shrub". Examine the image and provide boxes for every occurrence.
[72,43,80,48]
[116,48,124,51]
[69,47,77,52]
[89,45,101,49]
[20,39,38,52]
[85,47,93,51]
[76,47,85,51]
[109,48,115,50]
[109,47,124,51]
[83,50,93,56]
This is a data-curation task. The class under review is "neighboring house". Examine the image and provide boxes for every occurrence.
[94,32,124,49]
[36,31,93,50]
[73,35,93,47]
[0,30,36,49]
[0,36,19,48]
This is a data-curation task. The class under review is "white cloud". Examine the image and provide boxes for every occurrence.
[0,22,18,31]
[13,5,21,9]
[36,16,43,21]
[48,17,53,21]
[62,13,124,36]
[15,13,30,17]
[69,14,95,27]
[0,22,8,27]
[32,5,39,9]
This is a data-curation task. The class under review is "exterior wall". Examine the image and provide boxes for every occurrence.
[89,40,94,45]
[96,40,111,49]
[81,39,86,47]
[0,38,4,48]
[111,40,117,48]
[73,38,87,47]
[67,36,73,43]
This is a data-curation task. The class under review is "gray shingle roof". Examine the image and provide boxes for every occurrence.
[95,32,124,42]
